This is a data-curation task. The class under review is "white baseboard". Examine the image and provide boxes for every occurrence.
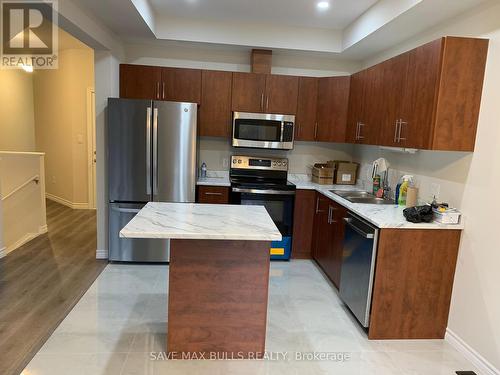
[2,228,46,258]
[46,193,89,209]
[96,249,108,259]
[446,328,500,375]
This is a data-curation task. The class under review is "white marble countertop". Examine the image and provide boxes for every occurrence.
[288,174,464,230]
[196,171,230,187]
[120,202,282,241]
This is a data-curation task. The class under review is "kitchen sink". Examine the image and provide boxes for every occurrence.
[329,190,395,205]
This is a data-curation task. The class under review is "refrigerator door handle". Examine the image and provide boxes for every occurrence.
[146,107,152,195]
[153,107,159,197]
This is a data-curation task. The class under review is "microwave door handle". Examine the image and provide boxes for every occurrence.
[280,122,284,142]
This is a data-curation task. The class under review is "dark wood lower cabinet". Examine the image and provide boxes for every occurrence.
[369,229,461,339]
[196,186,230,204]
[291,190,316,259]
[311,193,346,289]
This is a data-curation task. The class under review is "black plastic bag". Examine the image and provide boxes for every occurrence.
[403,205,434,223]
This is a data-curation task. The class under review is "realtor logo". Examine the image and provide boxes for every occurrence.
[1,0,58,69]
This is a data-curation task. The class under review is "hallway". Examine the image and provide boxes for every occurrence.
[0,200,106,375]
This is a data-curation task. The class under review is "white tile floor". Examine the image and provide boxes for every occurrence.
[22,260,479,375]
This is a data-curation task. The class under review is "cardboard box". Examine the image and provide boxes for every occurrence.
[333,161,358,185]
[311,163,334,185]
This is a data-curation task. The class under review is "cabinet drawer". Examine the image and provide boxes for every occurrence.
[197,186,230,204]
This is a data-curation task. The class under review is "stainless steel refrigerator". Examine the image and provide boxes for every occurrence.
[108,98,197,262]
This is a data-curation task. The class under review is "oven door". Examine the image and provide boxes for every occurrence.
[231,187,295,259]
[232,112,294,150]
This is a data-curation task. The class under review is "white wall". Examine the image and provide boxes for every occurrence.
[0,152,47,257]
[0,70,36,151]
[33,47,95,207]
[353,2,500,372]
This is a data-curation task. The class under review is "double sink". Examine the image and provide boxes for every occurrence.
[330,190,395,205]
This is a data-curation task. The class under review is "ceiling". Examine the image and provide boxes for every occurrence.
[148,0,379,30]
[73,0,492,60]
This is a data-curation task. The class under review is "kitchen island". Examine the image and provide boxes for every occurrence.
[120,202,281,358]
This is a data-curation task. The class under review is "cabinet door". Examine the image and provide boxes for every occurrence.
[199,70,233,137]
[120,64,161,100]
[162,67,202,103]
[295,77,318,141]
[362,65,384,145]
[346,71,365,143]
[291,190,316,259]
[379,54,410,147]
[316,76,351,142]
[231,72,267,112]
[400,39,442,149]
[197,186,229,204]
[312,193,330,263]
[329,201,347,289]
[264,74,299,114]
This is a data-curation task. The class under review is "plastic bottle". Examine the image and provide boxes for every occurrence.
[200,162,207,179]
[398,175,414,206]
[372,175,381,195]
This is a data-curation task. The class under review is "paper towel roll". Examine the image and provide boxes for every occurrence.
[406,187,418,207]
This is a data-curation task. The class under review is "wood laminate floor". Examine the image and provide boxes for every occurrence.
[0,200,107,375]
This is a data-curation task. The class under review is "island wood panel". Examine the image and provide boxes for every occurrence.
[199,70,233,137]
[368,229,462,339]
[291,190,316,259]
[196,186,230,204]
[168,239,270,357]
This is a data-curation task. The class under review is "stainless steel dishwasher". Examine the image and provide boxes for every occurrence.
[339,212,379,328]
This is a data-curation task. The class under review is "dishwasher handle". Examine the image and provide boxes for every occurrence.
[343,217,374,239]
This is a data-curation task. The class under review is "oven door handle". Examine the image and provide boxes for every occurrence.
[231,187,296,195]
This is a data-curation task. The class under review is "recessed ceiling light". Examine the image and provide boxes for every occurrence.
[317,1,330,10]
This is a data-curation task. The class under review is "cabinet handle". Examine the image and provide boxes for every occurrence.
[394,119,400,143]
[156,82,160,99]
[358,122,365,140]
[327,206,332,224]
[162,82,165,100]
[266,96,269,111]
[315,197,325,213]
[398,120,407,141]
[260,93,264,111]
[314,122,318,140]
[204,192,223,196]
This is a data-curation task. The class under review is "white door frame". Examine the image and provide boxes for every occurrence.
[86,87,96,209]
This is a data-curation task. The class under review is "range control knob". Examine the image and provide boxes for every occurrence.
[237,159,242,164]
[232,159,237,164]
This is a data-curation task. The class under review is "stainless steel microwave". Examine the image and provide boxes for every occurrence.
[232,112,295,150]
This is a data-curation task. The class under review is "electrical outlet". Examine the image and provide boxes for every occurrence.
[430,183,440,199]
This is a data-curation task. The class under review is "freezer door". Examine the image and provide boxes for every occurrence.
[109,203,170,262]
[108,98,153,202]
[153,101,197,202]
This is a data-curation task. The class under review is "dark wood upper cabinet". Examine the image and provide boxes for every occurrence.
[316,76,351,143]
[119,64,161,100]
[376,37,488,151]
[295,77,318,141]
[346,70,366,143]
[199,70,233,137]
[264,74,299,114]
[162,67,201,103]
[231,72,267,113]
